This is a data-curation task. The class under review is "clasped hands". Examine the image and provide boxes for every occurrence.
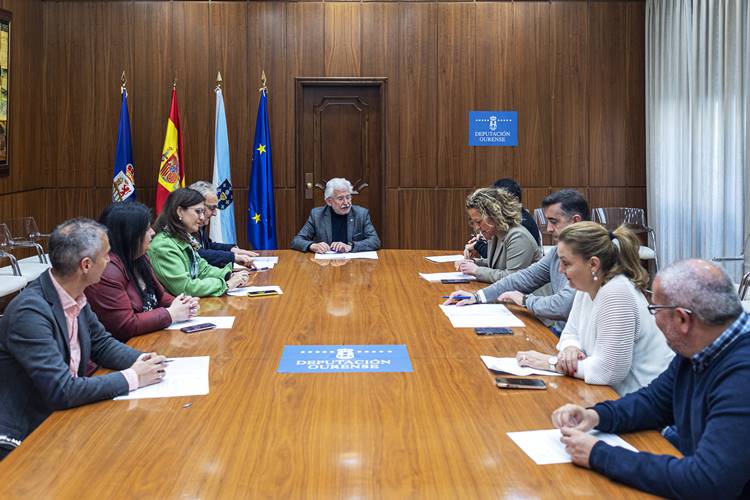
[309,241,351,254]
[551,404,602,468]
[454,259,478,275]
[166,293,200,323]
[516,346,585,376]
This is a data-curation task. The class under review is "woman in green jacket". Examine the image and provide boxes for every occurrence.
[148,188,250,297]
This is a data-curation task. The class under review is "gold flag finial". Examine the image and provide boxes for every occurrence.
[259,70,267,93]
[120,70,127,95]
[173,75,177,89]
[216,71,223,91]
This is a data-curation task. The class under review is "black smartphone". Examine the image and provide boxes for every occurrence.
[475,327,513,336]
[180,322,216,334]
[495,377,547,390]
[246,290,279,297]
[441,279,471,284]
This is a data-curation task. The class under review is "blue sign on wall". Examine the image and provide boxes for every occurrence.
[469,111,518,146]
[278,345,413,373]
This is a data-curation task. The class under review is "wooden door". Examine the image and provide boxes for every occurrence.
[296,79,386,239]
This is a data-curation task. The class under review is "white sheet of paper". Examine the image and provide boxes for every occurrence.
[227,285,284,297]
[507,429,638,465]
[419,272,477,282]
[425,254,465,263]
[480,355,563,377]
[314,251,379,260]
[167,316,235,330]
[114,356,210,400]
[252,256,279,264]
[439,304,525,328]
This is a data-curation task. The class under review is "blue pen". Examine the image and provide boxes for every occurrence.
[441,295,474,300]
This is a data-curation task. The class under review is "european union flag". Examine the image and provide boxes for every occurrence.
[248,88,277,250]
[112,89,135,202]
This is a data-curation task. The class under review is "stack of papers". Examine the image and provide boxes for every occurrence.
[480,356,562,377]
[424,255,464,263]
[419,272,476,282]
[507,429,638,464]
[439,304,525,328]
[167,316,236,330]
[227,285,284,297]
[314,251,379,260]
[115,356,210,400]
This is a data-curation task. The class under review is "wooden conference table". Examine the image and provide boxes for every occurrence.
[0,250,677,498]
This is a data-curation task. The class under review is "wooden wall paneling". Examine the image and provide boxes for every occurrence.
[248,2,287,189]
[436,3,475,189]
[550,1,588,187]
[589,2,628,187]
[173,2,211,186]
[45,188,94,229]
[474,2,514,187]
[0,0,43,195]
[524,187,553,215]
[398,3,437,187]
[210,1,250,201]
[324,3,361,78]
[272,188,297,250]
[233,187,247,249]
[286,2,324,193]
[93,2,134,190]
[439,188,473,250]
[384,188,399,248]
[361,3,399,189]
[513,1,551,188]
[626,1,646,187]
[588,187,646,212]
[398,190,438,249]
[132,1,173,205]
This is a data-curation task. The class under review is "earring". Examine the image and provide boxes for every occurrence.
[179,216,183,222]
[592,270,598,281]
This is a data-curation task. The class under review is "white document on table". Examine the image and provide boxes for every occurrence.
[114,356,210,400]
[507,429,638,465]
[419,272,477,282]
[314,251,379,260]
[252,256,279,264]
[425,254,465,263]
[167,316,236,330]
[480,356,563,377]
[227,285,284,297]
[439,304,525,328]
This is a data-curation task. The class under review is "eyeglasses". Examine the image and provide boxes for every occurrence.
[647,304,693,315]
[205,204,218,211]
[333,195,352,203]
[188,207,206,216]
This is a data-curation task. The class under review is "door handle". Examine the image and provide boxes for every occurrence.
[304,173,314,199]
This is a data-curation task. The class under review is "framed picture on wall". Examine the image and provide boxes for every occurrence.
[0,9,11,177]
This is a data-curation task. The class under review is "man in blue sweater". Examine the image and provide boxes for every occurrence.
[551,259,750,498]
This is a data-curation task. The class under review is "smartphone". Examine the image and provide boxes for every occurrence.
[495,377,547,390]
[180,322,216,334]
[475,327,513,336]
[441,279,471,284]
[246,290,279,297]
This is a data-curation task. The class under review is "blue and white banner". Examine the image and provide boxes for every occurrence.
[278,345,413,373]
[210,87,237,244]
[469,111,518,146]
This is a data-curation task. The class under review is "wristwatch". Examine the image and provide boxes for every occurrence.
[522,294,529,307]
[548,356,558,370]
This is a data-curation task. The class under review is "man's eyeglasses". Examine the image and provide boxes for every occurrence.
[205,204,218,211]
[333,195,352,203]
[647,304,693,316]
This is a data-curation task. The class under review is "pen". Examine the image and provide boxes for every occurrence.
[441,295,474,299]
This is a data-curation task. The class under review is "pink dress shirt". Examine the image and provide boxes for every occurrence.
[49,271,139,390]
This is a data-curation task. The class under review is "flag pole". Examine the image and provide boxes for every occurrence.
[216,71,223,92]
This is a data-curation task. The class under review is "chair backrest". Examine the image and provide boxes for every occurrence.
[533,208,548,232]
[739,272,750,301]
[0,223,12,251]
[591,207,649,233]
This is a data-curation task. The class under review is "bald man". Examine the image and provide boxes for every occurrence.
[551,259,750,498]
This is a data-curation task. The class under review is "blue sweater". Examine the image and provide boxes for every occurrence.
[589,316,750,499]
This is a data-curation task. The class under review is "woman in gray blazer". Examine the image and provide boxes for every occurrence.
[456,187,542,283]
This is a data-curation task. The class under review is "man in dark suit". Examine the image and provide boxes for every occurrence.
[0,218,167,460]
[291,178,381,253]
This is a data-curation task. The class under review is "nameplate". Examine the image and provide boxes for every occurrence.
[468,111,518,146]
[277,344,413,373]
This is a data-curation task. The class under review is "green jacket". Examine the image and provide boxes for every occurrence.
[147,232,232,297]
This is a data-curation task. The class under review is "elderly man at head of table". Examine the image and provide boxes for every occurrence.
[0,218,168,461]
[291,177,380,254]
[551,259,750,499]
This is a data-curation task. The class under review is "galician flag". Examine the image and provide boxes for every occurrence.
[210,80,237,244]
[248,79,277,250]
[156,85,185,213]
[112,78,135,202]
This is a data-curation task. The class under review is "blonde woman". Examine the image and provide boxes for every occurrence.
[517,222,673,396]
[455,187,542,283]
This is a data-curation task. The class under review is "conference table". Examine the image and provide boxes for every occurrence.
[0,250,678,498]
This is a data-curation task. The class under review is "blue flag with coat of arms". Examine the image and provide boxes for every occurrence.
[248,88,277,250]
[210,86,237,244]
[112,88,135,202]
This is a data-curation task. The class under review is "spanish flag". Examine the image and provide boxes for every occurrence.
[155,85,185,213]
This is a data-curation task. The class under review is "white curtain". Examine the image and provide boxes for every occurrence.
[646,0,750,281]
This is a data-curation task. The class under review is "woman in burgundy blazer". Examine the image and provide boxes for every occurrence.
[86,202,198,342]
